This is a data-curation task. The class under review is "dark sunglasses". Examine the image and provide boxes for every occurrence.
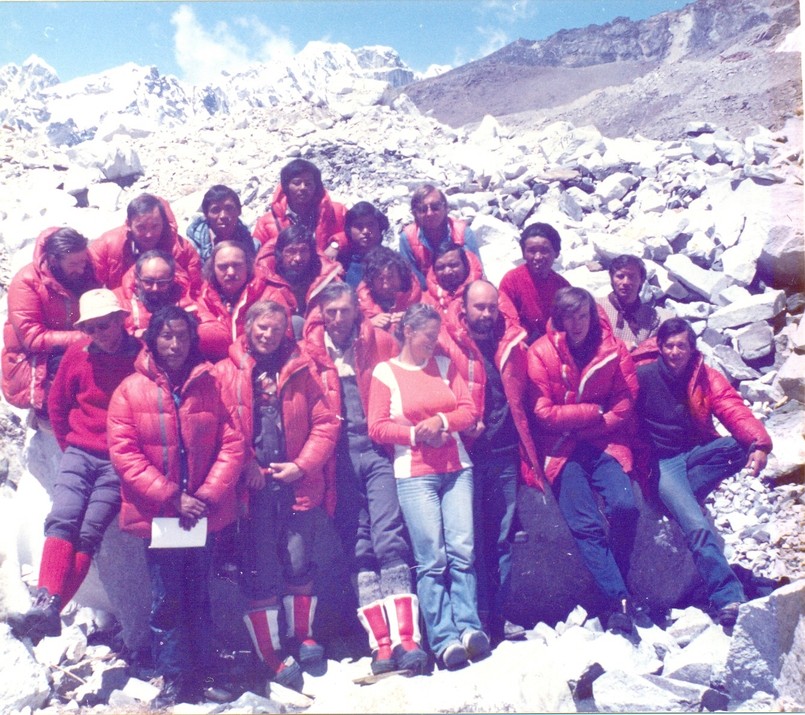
[82,320,113,335]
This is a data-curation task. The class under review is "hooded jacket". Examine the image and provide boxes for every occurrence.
[113,270,197,339]
[527,317,638,484]
[213,336,340,512]
[2,227,100,410]
[254,252,344,318]
[421,249,484,316]
[108,348,245,538]
[438,300,544,489]
[252,184,347,255]
[90,197,202,294]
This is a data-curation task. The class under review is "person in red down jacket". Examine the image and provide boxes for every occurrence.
[107,306,245,708]
[8,289,139,646]
[527,286,647,635]
[499,222,570,345]
[252,159,347,260]
[302,283,428,677]
[2,227,100,422]
[422,242,484,317]
[635,318,773,628]
[196,242,289,361]
[335,201,390,288]
[90,194,202,295]
[356,246,422,334]
[213,300,339,692]
[114,250,197,339]
[438,280,542,644]
[254,225,343,339]
[367,303,489,671]
[398,184,482,289]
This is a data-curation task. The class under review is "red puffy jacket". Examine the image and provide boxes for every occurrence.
[113,272,197,339]
[90,197,202,294]
[527,318,638,484]
[438,300,545,489]
[356,279,422,328]
[254,255,343,318]
[213,336,340,513]
[252,184,347,255]
[421,250,484,316]
[107,348,245,539]
[2,227,100,410]
[401,218,468,278]
[498,265,570,343]
[195,276,289,362]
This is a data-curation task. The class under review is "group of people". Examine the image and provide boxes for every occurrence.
[1,158,773,706]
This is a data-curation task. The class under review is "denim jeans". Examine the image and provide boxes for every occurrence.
[657,437,747,608]
[396,468,481,657]
[145,540,214,683]
[470,451,518,629]
[552,444,638,603]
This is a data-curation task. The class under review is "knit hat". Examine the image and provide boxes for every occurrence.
[74,289,129,326]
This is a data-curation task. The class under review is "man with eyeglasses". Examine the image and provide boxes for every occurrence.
[9,289,140,644]
[115,250,197,338]
[399,184,482,289]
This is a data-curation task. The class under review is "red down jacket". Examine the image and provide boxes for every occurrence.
[356,279,422,326]
[401,217,468,278]
[438,300,545,489]
[527,317,638,485]
[90,197,202,294]
[107,348,245,539]
[213,336,340,513]
[252,184,347,255]
[2,227,100,410]
[113,270,197,339]
[254,254,343,318]
[421,249,484,316]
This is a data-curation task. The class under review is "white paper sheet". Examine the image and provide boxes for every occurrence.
[149,517,208,548]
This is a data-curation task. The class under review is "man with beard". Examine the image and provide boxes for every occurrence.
[2,227,100,424]
[597,255,673,353]
[114,251,197,338]
[422,242,484,316]
[438,280,541,643]
[256,225,343,339]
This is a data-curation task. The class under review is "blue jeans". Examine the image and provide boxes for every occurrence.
[471,451,518,630]
[657,437,746,608]
[396,468,481,657]
[552,444,638,603]
[145,540,214,683]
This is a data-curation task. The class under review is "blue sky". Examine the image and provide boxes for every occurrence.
[0,1,691,84]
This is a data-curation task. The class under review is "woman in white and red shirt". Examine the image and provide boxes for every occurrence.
[368,303,490,670]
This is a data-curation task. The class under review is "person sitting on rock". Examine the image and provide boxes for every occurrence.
[527,287,647,635]
[499,222,570,345]
[399,184,481,288]
[438,280,542,644]
[635,317,773,628]
[2,227,100,425]
[357,246,421,334]
[186,184,259,263]
[302,283,428,677]
[197,241,288,361]
[213,300,340,692]
[108,306,245,708]
[255,225,343,339]
[253,159,347,260]
[335,201,390,288]
[422,242,484,316]
[597,254,673,353]
[8,289,139,644]
[90,193,202,295]
[114,250,197,338]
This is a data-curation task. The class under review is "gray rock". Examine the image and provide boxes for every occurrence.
[758,224,805,291]
[688,136,717,163]
[707,290,786,330]
[711,345,761,381]
[773,354,805,403]
[762,401,805,482]
[664,253,732,301]
[721,241,760,287]
[724,579,805,702]
[733,322,775,362]
[662,624,730,686]
[776,612,805,708]
[596,171,639,204]
[0,625,51,714]
[220,690,282,714]
[667,607,714,648]
[593,670,718,712]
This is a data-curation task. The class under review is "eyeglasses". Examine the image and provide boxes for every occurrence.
[82,320,113,335]
[414,202,445,214]
[138,277,174,287]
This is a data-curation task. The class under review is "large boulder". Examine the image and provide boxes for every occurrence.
[0,625,51,714]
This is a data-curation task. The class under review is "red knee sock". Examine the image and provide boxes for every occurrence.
[37,537,75,600]
[60,551,92,609]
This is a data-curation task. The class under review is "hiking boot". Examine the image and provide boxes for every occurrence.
[503,619,527,641]
[626,599,653,629]
[606,599,633,636]
[441,641,469,670]
[273,656,304,692]
[717,602,741,628]
[461,629,491,661]
[8,588,62,644]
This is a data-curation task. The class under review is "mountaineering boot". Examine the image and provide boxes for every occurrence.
[283,594,324,666]
[357,600,396,675]
[384,593,428,674]
[243,606,304,692]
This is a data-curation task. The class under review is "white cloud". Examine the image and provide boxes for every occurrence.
[477,26,509,57]
[171,5,294,85]
[480,0,536,22]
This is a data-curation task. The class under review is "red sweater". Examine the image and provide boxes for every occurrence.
[368,355,475,479]
[48,335,140,457]
[498,265,570,342]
